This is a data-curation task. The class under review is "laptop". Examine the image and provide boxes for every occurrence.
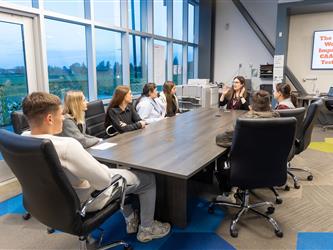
[328,87,333,97]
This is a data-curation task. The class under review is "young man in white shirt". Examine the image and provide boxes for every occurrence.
[21,92,170,243]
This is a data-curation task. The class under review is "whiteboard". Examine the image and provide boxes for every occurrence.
[312,30,333,69]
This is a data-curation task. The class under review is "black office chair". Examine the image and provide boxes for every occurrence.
[85,100,108,138]
[11,111,30,134]
[209,117,296,238]
[0,129,131,250]
[276,107,306,189]
[322,100,333,131]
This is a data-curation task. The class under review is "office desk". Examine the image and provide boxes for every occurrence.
[297,95,333,108]
[88,108,244,227]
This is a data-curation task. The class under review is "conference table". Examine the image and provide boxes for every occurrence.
[88,108,245,228]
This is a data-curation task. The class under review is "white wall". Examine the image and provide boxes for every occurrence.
[288,12,333,94]
[213,0,278,90]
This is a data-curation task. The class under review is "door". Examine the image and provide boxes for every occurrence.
[0,12,37,182]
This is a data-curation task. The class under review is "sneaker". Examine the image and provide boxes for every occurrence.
[126,211,139,234]
[137,220,171,243]
[216,192,236,203]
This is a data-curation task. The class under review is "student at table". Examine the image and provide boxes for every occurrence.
[159,81,180,117]
[274,83,297,109]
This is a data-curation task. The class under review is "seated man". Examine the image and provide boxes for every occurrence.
[215,90,280,201]
[21,92,170,243]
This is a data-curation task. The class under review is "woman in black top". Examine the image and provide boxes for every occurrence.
[219,76,249,110]
[105,86,146,133]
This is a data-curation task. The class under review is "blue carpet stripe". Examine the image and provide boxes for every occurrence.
[297,232,333,250]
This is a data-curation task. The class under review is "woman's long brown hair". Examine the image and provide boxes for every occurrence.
[225,76,247,100]
[163,81,176,115]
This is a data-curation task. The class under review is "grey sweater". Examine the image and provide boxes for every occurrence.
[59,114,100,148]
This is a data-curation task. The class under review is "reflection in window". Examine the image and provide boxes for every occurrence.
[154,40,167,86]
[94,0,120,26]
[173,43,183,85]
[0,22,28,126]
[44,0,85,18]
[128,0,144,31]
[154,0,167,37]
[173,0,183,40]
[45,19,88,99]
[129,35,147,95]
[95,29,122,99]
[188,3,194,43]
[188,46,194,79]
[4,0,31,7]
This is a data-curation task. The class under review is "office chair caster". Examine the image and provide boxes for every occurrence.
[47,228,55,234]
[208,205,215,214]
[124,245,133,250]
[230,228,238,238]
[294,183,300,189]
[22,212,31,220]
[307,175,313,181]
[284,185,290,191]
[275,230,283,238]
[276,197,283,204]
[266,206,275,215]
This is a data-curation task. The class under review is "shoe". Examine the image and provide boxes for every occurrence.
[126,211,139,234]
[216,192,236,203]
[137,220,171,243]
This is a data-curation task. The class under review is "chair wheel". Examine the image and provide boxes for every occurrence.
[124,245,133,250]
[307,175,313,181]
[47,228,55,234]
[230,228,238,238]
[276,198,283,204]
[208,206,215,214]
[294,183,301,189]
[22,213,31,220]
[266,206,275,214]
[275,230,283,238]
[284,185,290,191]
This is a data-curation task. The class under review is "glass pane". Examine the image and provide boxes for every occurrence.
[94,0,121,27]
[188,3,194,43]
[188,46,194,79]
[45,19,88,99]
[95,29,122,99]
[4,0,31,7]
[154,0,167,37]
[0,21,28,126]
[154,40,167,86]
[129,35,147,95]
[128,0,143,31]
[173,43,183,85]
[173,0,183,40]
[44,0,85,18]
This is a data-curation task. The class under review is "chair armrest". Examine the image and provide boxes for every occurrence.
[79,174,127,217]
[106,125,119,137]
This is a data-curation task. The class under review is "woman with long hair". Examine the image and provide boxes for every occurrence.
[274,83,297,109]
[105,86,146,133]
[159,81,179,117]
[59,90,101,148]
[220,76,249,110]
[135,83,166,124]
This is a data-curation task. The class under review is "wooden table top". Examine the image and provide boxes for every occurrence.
[88,108,245,179]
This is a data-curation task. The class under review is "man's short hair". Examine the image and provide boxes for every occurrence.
[22,92,61,126]
[251,90,271,112]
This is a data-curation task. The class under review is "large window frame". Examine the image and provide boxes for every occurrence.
[0,0,199,104]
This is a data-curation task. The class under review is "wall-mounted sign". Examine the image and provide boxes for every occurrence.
[312,30,333,69]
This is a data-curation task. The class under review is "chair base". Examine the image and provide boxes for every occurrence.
[208,190,283,238]
[322,125,333,131]
[79,236,132,250]
[286,162,313,190]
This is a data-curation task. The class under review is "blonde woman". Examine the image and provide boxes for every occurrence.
[59,90,101,148]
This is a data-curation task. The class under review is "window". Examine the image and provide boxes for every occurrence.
[188,46,194,79]
[94,0,121,27]
[128,0,145,31]
[0,21,28,126]
[95,29,122,99]
[188,3,194,43]
[173,0,183,40]
[129,35,147,95]
[44,0,85,18]
[4,0,31,7]
[154,40,167,87]
[173,43,183,85]
[154,0,167,37]
[45,19,88,99]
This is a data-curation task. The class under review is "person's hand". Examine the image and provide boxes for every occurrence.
[240,87,246,98]
[140,121,146,128]
[222,85,230,96]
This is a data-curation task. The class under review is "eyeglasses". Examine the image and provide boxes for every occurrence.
[232,81,241,84]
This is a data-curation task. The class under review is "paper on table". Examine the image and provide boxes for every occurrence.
[91,142,117,150]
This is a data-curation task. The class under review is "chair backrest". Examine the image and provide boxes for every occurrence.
[325,99,333,111]
[276,107,306,140]
[297,99,323,153]
[11,111,30,134]
[229,117,296,189]
[0,129,83,235]
[85,100,107,138]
